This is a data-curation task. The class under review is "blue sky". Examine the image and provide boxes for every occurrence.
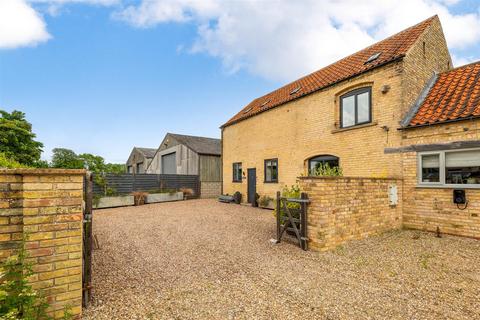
[1,0,480,163]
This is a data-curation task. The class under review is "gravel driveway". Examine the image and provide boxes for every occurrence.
[83,199,480,320]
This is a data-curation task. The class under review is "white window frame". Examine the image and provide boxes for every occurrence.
[417,148,480,189]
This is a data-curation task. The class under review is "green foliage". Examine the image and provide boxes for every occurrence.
[51,149,125,174]
[0,238,73,320]
[309,162,343,177]
[274,185,301,218]
[0,110,43,166]
[0,153,29,169]
[0,238,50,319]
[51,148,84,169]
[93,174,117,197]
[103,163,126,174]
[258,195,273,207]
[78,153,105,172]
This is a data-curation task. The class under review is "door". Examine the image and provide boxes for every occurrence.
[162,152,176,174]
[247,168,257,205]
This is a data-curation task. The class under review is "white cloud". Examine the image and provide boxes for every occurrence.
[0,0,51,49]
[0,0,120,49]
[116,0,480,81]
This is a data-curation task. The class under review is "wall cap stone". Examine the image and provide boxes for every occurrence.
[0,169,86,175]
[298,176,402,181]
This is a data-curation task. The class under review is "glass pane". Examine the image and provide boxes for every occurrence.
[446,167,480,184]
[271,161,278,180]
[421,154,440,182]
[446,150,480,167]
[445,150,480,184]
[265,162,272,181]
[357,91,370,123]
[341,95,355,127]
[421,154,440,168]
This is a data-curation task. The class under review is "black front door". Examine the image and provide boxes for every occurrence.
[247,168,257,205]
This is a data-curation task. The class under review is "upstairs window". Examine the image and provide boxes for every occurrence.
[340,87,371,128]
[264,159,278,183]
[233,162,242,182]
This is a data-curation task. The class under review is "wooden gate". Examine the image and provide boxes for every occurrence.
[275,192,309,250]
[83,172,93,307]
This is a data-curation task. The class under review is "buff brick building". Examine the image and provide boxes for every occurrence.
[221,15,480,242]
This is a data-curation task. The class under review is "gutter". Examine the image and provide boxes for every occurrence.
[399,115,480,130]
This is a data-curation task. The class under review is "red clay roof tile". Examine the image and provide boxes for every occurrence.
[407,61,480,127]
[222,16,438,128]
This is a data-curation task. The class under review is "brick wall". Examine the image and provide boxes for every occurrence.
[0,169,85,319]
[200,182,221,198]
[300,177,403,251]
[401,120,480,238]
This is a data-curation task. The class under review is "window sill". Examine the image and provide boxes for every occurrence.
[416,184,480,190]
[264,181,278,184]
[232,181,243,183]
[331,121,378,133]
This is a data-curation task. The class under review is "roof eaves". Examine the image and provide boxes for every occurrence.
[400,115,480,130]
[221,55,406,129]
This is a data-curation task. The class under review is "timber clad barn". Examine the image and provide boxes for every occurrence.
[221,15,480,239]
[146,133,222,198]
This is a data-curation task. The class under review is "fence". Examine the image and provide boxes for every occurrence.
[92,173,200,198]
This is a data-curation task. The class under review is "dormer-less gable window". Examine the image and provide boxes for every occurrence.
[340,87,372,128]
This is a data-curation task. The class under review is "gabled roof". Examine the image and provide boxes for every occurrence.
[136,147,157,158]
[402,61,480,128]
[168,133,221,155]
[222,16,438,128]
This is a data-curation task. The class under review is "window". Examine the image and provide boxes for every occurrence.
[340,87,371,128]
[136,162,143,173]
[233,162,242,182]
[418,149,480,187]
[264,159,278,183]
[308,155,339,175]
[127,166,133,174]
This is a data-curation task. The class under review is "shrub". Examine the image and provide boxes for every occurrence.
[179,188,194,197]
[0,153,28,169]
[0,237,72,320]
[258,195,273,207]
[274,185,301,219]
[309,163,343,177]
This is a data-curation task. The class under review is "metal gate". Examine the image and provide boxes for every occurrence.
[275,191,309,250]
[83,172,93,307]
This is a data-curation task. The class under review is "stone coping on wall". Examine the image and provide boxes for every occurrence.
[0,168,86,175]
[298,176,403,181]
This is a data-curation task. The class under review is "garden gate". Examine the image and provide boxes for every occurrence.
[275,192,309,250]
[83,172,93,307]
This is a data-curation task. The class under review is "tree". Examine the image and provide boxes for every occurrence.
[0,110,43,166]
[104,163,126,174]
[50,148,84,169]
[78,153,105,172]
